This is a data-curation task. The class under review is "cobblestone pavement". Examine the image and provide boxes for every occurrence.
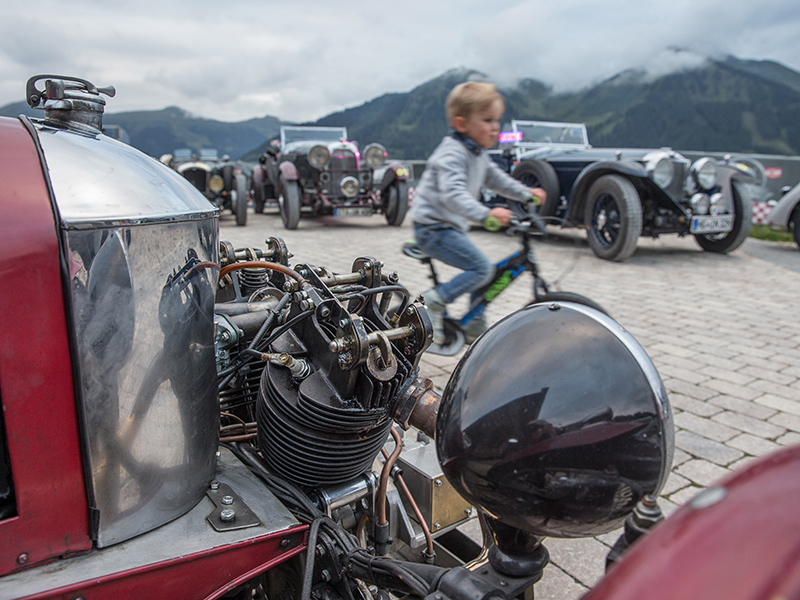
[221,209,800,599]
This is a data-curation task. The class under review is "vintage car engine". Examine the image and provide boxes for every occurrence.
[214,238,434,489]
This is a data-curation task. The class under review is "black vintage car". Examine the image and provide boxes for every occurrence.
[250,126,409,229]
[490,120,757,261]
[161,148,248,226]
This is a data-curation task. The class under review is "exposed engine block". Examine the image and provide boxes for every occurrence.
[214,237,432,488]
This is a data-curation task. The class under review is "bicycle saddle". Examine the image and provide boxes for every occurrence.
[402,241,430,261]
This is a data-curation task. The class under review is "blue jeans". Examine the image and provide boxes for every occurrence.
[414,224,494,304]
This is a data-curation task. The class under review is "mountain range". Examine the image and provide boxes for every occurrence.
[2,54,799,162]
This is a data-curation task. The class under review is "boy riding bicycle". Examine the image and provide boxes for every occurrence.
[408,81,545,345]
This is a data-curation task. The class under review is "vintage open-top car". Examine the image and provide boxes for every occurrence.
[490,120,758,261]
[161,147,249,226]
[250,125,409,229]
[766,182,800,249]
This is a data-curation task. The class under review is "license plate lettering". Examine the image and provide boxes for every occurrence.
[691,215,734,234]
[333,207,373,217]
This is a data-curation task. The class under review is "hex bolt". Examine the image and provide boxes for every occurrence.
[433,522,441,530]
[209,480,220,490]
[321,569,331,582]
[220,508,236,522]
[221,495,234,505]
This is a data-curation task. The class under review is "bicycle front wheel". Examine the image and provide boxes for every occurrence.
[528,291,609,317]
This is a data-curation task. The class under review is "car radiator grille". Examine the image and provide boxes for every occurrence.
[182,168,207,193]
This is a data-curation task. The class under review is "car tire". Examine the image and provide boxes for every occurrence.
[279,176,301,230]
[234,173,247,227]
[512,159,560,218]
[252,166,266,214]
[694,181,753,253]
[584,174,642,262]
[384,181,409,226]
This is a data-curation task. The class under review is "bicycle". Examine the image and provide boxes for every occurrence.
[403,212,607,355]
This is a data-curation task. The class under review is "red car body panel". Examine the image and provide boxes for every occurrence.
[584,444,800,600]
[0,116,93,574]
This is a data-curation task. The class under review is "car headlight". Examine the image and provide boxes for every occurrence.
[646,155,674,188]
[340,176,359,198]
[308,145,330,169]
[363,143,387,168]
[209,175,224,193]
[691,193,710,215]
[691,158,718,190]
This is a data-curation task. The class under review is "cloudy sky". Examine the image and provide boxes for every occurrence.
[2,0,800,123]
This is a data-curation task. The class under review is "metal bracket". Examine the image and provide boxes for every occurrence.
[206,482,262,532]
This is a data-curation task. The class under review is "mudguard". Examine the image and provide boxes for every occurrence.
[278,161,299,181]
[380,162,410,191]
[566,161,648,223]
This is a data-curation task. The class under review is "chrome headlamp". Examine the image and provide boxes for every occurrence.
[308,144,331,169]
[340,176,359,198]
[691,158,718,190]
[209,174,224,193]
[363,143,387,168]
[646,154,674,188]
[691,193,711,215]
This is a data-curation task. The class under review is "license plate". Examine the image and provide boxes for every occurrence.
[691,215,734,234]
[333,207,373,217]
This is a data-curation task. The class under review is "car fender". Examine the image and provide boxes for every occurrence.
[252,164,267,189]
[278,161,299,181]
[379,163,410,191]
[766,183,800,229]
[566,161,647,224]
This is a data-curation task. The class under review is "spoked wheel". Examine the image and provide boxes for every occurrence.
[529,290,609,317]
[279,175,301,230]
[584,175,642,261]
[425,318,466,356]
[511,159,560,219]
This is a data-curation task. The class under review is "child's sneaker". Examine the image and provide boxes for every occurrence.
[464,315,488,344]
[423,288,446,345]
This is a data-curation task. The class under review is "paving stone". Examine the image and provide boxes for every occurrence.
[675,459,731,487]
[756,394,800,416]
[707,394,776,420]
[748,379,800,400]
[668,484,703,507]
[545,536,610,588]
[664,379,718,402]
[671,448,692,467]
[777,431,800,446]
[675,430,743,465]
[704,378,763,401]
[768,412,800,433]
[534,563,588,600]
[726,432,782,456]
[668,393,722,417]
[711,411,786,439]
[674,412,738,442]
[660,471,692,495]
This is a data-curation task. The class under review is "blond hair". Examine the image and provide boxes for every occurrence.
[445,82,503,126]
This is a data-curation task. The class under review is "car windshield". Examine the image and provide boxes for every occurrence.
[281,126,348,147]
[200,148,219,161]
[174,148,193,160]
[511,121,589,146]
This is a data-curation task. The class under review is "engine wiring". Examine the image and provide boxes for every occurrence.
[225,442,436,600]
